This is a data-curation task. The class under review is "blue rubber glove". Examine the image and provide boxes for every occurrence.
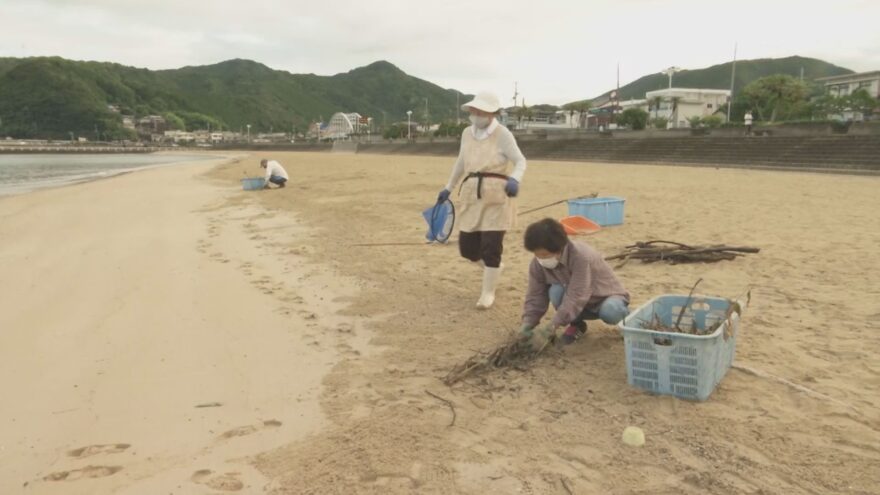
[437,188,451,203]
[518,323,536,339]
[505,178,519,197]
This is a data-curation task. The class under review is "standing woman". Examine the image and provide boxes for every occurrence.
[436,92,527,309]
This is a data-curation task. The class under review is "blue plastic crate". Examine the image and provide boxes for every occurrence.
[567,197,625,226]
[618,294,741,401]
[241,177,266,190]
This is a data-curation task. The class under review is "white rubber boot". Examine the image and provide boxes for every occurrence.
[476,265,503,309]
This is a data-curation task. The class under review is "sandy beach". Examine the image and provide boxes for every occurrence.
[2,151,879,494]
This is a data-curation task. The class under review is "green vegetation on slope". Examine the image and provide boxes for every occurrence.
[0,57,468,139]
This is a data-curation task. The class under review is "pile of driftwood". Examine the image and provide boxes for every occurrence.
[443,334,553,385]
[607,240,759,265]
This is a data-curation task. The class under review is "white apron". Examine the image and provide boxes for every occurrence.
[456,129,516,233]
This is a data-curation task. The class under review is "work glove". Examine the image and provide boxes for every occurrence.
[505,178,519,197]
[528,323,558,351]
[518,323,536,339]
[437,188,451,203]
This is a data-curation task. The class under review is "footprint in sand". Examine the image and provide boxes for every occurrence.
[67,443,130,458]
[191,469,244,492]
[44,466,123,481]
[219,420,282,439]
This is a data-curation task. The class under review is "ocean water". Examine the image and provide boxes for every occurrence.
[0,153,215,196]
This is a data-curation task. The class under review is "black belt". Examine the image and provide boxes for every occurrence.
[460,172,508,199]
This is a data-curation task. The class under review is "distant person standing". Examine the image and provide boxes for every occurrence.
[435,91,527,309]
[261,158,288,188]
[744,111,753,136]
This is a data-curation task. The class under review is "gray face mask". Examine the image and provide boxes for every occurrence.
[469,114,491,129]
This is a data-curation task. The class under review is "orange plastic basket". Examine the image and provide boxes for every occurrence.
[560,215,601,235]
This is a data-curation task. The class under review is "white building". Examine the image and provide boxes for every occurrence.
[816,70,880,121]
[163,130,194,143]
[326,112,371,139]
[818,71,880,99]
[644,88,730,128]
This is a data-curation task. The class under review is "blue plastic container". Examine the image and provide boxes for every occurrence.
[241,177,266,190]
[567,197,625,226]
[619,294,741,401]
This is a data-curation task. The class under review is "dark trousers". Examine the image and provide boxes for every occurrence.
[459,231,505,268]
[269,175,287,187]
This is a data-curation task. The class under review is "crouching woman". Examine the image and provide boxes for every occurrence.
[520,218,630,346]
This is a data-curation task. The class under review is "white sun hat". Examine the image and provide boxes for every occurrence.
[461,91,502,113]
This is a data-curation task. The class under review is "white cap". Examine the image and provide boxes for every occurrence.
[461,91,502,113]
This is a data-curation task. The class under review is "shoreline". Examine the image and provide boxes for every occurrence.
[0,151,233,198]
[0,154,370,493]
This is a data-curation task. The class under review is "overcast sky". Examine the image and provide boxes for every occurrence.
[1,0,878,104]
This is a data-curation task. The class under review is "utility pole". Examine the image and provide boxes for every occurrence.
[424,98,429,132]
[728,43,738,123]
[614,63,620,124]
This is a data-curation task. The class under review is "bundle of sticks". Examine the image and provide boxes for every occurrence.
[443,334,552,386]
[606,240,760,265]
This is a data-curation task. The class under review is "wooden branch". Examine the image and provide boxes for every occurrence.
[674,278,703,331]
[425,390,457,427]
[606,241,760,265]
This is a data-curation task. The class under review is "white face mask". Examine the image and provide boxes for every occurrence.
[469,114,491,129]
[536,256,559,269]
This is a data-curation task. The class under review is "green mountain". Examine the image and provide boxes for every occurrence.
[567,56,853,106]
[0,57,468,139]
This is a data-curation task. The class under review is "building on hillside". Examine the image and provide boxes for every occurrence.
[122,116,135,130]
[816,70,880,121]
[137,115,167,135]
[164,130,194,143]
[644,88,730,128]
[220,131,241,142]
[325,112,371,139]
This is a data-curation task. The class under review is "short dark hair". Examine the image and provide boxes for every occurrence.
[524,218,569,253]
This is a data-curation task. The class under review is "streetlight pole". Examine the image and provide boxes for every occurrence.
[663,66,681,89]
[246,124,251,144]
[406,110,412,141]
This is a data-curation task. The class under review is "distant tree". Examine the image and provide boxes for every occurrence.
[651,117,668,129]
[669,96,683,127]
[742,74,809,122]
[163,112,186,131]
[848,89,879,119]
[650,96,664,120]
[563,101,592,129]
[435,121,468,137]
[618,108,649,130]
[383,124,406,139]
[701,115,723,128]
[177,111,225,131]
